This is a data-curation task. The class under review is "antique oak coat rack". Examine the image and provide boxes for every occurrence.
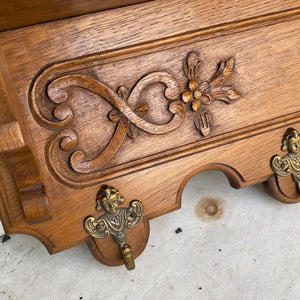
[0,0,299,269]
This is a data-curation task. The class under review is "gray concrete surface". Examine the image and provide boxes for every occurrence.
[0,171,299,300]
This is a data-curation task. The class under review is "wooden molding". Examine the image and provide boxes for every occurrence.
[0,0,151,31]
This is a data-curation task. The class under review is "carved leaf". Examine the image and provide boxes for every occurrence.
[209,85,241,103]
[194,111,212,137]
[108,110,122,122]
[194,61,202,82]
[210,57,235,87]
[134,102,148,114]
[184,52,201,80]
[127,124,138,139]
[117,86,129,99]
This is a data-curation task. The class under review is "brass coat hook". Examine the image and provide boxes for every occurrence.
[271,128,300,193]
[84,185,144,270]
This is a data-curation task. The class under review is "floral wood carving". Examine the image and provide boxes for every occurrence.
[182,52,241,136]
[30,51,241,187]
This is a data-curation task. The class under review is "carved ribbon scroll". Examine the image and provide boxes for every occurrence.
[46,73,184,174]
[30,51,241,187]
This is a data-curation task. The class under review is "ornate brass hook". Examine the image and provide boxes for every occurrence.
[271,128,300,193]
[84,185,144,270]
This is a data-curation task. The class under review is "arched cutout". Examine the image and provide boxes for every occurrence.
[175,163,245,212]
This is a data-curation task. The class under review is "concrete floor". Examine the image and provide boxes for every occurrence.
[0,171,299,300]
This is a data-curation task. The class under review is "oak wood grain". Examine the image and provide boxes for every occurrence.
[1,0,299,95]
[26,15,300,188]
[0,66,51,225]
[0,0,151,31]
[0,0,299,268]
[1,147,52,224]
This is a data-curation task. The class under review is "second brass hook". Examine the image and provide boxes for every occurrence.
[84,185,144,270]
[271,128,300,193]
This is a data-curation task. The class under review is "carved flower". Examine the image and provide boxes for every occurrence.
[108,86,148,139]
[182,80,211,112]
[181,51,241,136]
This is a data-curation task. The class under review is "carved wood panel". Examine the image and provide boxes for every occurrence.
[29,15,300,188]
[30,49,242,187]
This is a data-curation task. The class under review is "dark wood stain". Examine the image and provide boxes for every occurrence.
[0,0,150,31]
[195,198,224,221]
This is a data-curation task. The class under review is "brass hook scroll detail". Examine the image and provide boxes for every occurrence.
[271,128,300,193]
[84,185,144,270]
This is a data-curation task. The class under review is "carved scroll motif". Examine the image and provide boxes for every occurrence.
[30,51,241,187]
[46,73,184,174]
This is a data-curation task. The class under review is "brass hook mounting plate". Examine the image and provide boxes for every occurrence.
[271,128,300,193]
[84,185,144,270]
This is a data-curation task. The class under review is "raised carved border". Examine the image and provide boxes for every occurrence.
[29,8,300,188]
[30,50,242,187]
